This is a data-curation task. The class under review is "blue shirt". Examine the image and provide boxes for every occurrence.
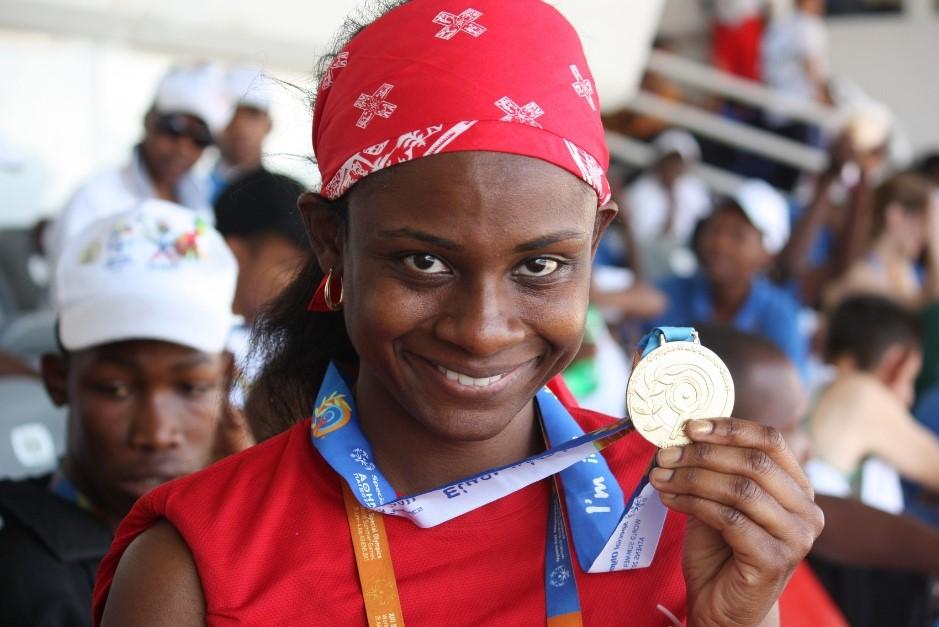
[650,273,808,374]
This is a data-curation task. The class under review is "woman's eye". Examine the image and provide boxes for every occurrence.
[403,254,450,274]
[516,257,560,277]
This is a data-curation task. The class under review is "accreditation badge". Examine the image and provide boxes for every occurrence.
[626,330,734,448]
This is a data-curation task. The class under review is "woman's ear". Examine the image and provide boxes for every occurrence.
[298,191,345,274]
[591,200,619,256]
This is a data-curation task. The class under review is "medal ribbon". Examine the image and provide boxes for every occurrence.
[312,359,675,624]
[638,327,698,358]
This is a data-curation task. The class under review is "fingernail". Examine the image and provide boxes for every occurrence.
[650,467,674,483]
[657,447,682,465]
[686,419,714,437]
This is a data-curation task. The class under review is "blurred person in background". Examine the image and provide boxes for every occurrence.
[625,129,712,281]
[824,171,939,309]
[705,323,939,627]
[807,295,939,513]
[709,0,766,82]
[601,37,685,143]
[213,167,309,412]
[774,117,889,308]
[45,64,233,265]
[211,66,275,200]
[0,200,248,626]
[648,179,807,372]
[760,0,831,190]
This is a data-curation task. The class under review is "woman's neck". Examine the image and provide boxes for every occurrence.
[352,374,543,496]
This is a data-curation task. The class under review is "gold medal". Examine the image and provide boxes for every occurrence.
[626,334,734,448]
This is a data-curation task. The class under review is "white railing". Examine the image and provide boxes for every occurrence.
[618,49,846,184]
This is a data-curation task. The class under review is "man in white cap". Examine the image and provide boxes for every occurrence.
[210,66,275,200]
[647,179,808,373]
[625,129,712,280]
[45,64,234,264]
[0,200,247,626]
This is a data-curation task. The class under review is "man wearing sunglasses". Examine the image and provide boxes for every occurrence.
[45,64,233,265]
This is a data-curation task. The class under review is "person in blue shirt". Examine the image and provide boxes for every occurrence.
[649,179,808,372]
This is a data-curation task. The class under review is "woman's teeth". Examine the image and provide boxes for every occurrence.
[436,365,505,387]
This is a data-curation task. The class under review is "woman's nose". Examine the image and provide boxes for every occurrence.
[433,276,526,357]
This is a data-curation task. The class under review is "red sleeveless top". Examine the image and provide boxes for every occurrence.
[93,407,689,626]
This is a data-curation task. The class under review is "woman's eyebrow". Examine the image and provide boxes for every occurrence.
[377,228,460,250]
[514,230,587,253]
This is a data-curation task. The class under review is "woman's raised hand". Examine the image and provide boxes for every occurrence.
[650,418,824,627]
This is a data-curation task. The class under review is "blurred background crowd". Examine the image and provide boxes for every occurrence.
[2,0,939,625]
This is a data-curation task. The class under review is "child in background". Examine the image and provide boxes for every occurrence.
[808,295,939,513]
[650,179,807,372]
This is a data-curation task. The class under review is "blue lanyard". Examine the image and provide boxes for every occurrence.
[310,362,670,623]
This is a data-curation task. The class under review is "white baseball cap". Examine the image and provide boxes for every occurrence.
[226,66,274,113]
[653,129,701,163]
[154,64,234,137]
[732,179,791,256]
[54,200,238,353]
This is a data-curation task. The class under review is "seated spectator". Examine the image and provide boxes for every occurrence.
[704,324,939,627]
[825,171,939,309]
[710,0,765,82]
[807,295,939,513]
[760,0,830,190]
[213,167,309,409]
[0,200,244,626]
[625,130,712,281]
[649,179,807,371]
[211,66,275,200]
[45,64,233,265]
[601,37,684,142]
[214,168,309,326]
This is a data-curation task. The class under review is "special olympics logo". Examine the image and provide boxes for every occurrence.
[350,448,375,470]
[549,565,571,588]
[312,391,352,438]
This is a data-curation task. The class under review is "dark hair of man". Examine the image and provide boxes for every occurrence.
[870,172,933,240]
[246,0,409,441]
[214,169,309,249]
[825,295,921,370]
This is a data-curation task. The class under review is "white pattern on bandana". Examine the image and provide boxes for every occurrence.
[569,65,596,111]
[494,97,545,128]
[353,83,398,129]
[565,139,610,204]
[322,121,478,198]
[433,8,487,40]
[321,52,349,90]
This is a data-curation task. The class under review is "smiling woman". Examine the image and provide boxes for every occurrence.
[92,1,823,626]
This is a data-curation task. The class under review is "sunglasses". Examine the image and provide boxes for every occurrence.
[154,115,213,148]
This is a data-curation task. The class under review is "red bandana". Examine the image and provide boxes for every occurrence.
[312,0,611,206]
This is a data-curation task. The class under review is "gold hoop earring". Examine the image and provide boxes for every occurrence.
[323,269,344,312]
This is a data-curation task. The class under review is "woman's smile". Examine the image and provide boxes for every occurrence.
[406,351,539,398]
